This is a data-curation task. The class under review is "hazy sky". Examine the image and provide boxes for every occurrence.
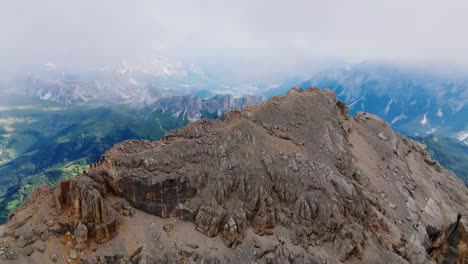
[1,0,468,75]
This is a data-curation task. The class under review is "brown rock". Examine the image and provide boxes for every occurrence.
[16,235,35,248]
[22,245,34,256]
[69,249,77,260]
[73,224,88,243]
[35,242,46,253]
[40,231,49,242]
[90,241,98,251]
[50,254,58,262]
[194,205,224,237]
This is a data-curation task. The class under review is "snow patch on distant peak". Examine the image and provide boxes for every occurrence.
[188,116,200,123]
[189,64,208,80]
[44,62,57,68]
[420,113,428,125]
[384,99,393,115]
[40,91,53,100]
[455,131,468,142]
[390,114,407,125]
[347,96,365,110]
[426,128,438,134]
[172,110,182,118]
[128,78,138,85]
[454,102,466,113]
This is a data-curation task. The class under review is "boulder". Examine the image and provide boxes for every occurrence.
[73,224,88,243]
[22,245,34,256]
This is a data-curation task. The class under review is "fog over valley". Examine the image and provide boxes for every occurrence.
[1,0,468,78]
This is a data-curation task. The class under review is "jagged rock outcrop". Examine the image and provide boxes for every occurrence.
[202,94,264,118]
[54,176,118,243]
[427,214,468,263]
[1,87,468,264]
[155,93,263,121]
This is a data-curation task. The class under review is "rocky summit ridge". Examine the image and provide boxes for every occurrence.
[1,87,468,264]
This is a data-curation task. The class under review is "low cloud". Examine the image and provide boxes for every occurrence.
[1,0,467,77]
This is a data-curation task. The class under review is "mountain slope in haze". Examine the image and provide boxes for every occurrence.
[13,75,263,122]
[412,136,468,184]
[8,58,264,108]
[300,63,468,142]
[8,58,211,105]
[2,88,467,263]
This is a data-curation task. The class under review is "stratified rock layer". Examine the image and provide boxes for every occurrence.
[1,87,468,264]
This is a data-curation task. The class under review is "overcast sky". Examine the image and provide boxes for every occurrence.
[1,0,468,76]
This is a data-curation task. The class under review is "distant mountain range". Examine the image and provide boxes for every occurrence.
[4,60,467,144]
[5,57,273,102]
[297,62,468,144]
[4,60,263,122]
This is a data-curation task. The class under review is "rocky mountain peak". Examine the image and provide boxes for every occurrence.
[1,87,468,263]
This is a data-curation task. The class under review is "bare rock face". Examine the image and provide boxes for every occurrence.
[54,176,118,243]
[1,87,468,263]
[428,214,468,263]
[194,204,225,237]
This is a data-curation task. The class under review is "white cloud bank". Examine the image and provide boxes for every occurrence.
[1,0,468,75]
